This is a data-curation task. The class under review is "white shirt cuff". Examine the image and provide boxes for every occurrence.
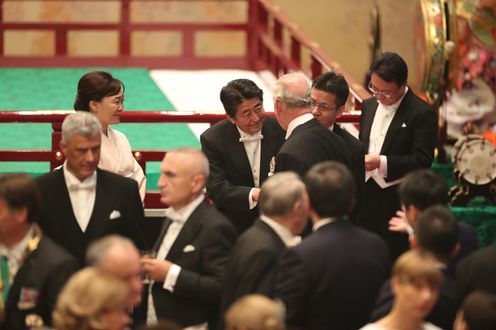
[378,155,388,177]
[248,188,258,210]
[163,264,181,293]
[406,224,414,236]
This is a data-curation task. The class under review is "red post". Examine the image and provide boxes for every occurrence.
[290,36,300,68]
[273,20,282,47]
[119,0,130,57]
[55,30,67,55]
[51,123,64,170]
[310,56,323,80]
[183,28,194,59]
[247,0,258,70]
[0,0,4,55]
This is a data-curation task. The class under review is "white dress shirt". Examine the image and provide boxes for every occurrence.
[100,127,146,201]
[259,214,301,247]
[63,162,97,232]
[366,87,408,188]
[285,113,314,139]
[237,126,263,209]
[147,195,205,328]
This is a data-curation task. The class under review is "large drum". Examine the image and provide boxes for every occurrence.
[456,138,496,185]
[414,0,458,104]
[449,135,496,205]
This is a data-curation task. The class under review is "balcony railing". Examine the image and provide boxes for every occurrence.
[0,110,361,207]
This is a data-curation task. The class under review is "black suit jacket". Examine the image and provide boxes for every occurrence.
[1,235,78,330]
[220,220,286,314]
[333,124,366,220]
[447,222,479,277]
[150,200,236,328]
[370,268,457,330]
[456,244,496,303]
[359,89,437,182]
[201,117,285,233]
[36,168,148,266]
[275,118,351,177]
[275,218,390,330]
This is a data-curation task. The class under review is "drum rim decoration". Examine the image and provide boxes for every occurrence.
[456,138,496,185]
[415,0,458,103]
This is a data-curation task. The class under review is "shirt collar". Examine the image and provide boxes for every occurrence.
[312,217,337,232]
[236,126,262,139]
[0,226,35,259]
[166,194,204,224]
[260,214,301,247]
[285,113,314,139]
[63,161,97,188]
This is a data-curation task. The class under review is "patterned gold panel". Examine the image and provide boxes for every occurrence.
[68,31,119,56]
[195,31,245,57]
[131,31,182,56]
[4,31,54,56]
[130,1,246,23]
[3,0,120,23]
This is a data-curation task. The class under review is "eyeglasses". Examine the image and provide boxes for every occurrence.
[368,82,401,99]
[311,101,337,112]
[239,106,264,120]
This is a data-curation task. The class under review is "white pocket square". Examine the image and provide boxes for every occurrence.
[401,123,407,128]
[109,210,121,220]
[183,245,196,253]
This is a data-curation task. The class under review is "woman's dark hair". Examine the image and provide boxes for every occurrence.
[74,71,124,111]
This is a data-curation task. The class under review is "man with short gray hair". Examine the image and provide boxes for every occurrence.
[36,112,147,266]
[220,172,309,321]
[273,73,351,178]
[86,235,143,309]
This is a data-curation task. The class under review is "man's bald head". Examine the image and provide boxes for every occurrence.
[86,235,143,307]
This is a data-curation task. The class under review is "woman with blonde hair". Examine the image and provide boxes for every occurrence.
[360,249,444,330]
[53,267,130,330]
[224,294,285,330]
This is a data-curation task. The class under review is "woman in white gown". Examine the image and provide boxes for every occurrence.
[74,71,146,201]
[360,249,443,330]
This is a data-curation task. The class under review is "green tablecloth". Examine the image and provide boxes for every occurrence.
[452,206,496,247]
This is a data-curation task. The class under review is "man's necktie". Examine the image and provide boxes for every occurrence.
[0,256,11,303]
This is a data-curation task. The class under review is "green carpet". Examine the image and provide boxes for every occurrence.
[0,68,200,189]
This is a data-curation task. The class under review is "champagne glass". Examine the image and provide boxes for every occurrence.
[140,250,156,284]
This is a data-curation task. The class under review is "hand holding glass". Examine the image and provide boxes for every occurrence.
[140,250,156,284]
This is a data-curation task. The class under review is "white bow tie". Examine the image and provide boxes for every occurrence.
[287,236,302,247]
[68,181,95,191]
[239,134,264,143]
[165,208,184,223]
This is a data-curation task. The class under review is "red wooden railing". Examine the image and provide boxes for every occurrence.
[0,0,368,208]
[0,0,249,69]
[0,0,370,104]
[249,0,370,107]
[0,111,360,208]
